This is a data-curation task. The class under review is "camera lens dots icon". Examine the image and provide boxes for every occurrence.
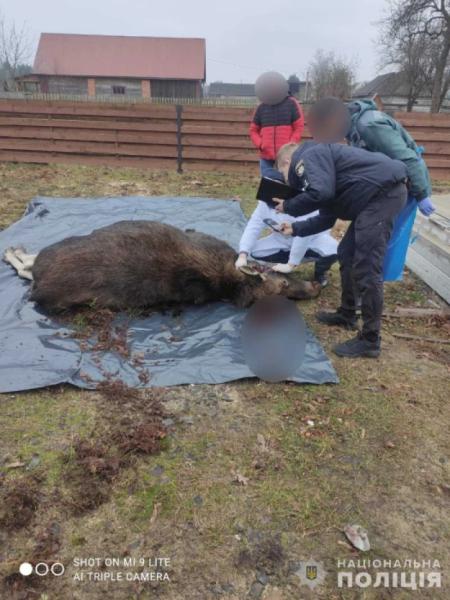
[19,562,65,577]
[19,562,33,576]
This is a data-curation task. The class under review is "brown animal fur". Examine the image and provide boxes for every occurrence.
[22,221,319,312]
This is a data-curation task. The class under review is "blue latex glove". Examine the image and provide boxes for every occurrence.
[418,197,435,217]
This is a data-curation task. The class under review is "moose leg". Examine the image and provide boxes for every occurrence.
[13,247,37,270]
[3,247,34,281]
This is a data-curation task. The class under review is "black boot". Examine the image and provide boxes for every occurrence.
[333,333,381,358]
[316,308,358,330]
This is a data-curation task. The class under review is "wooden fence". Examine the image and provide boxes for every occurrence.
[0,98,449,180]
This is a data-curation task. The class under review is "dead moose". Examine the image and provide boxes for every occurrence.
[3,221,320,312]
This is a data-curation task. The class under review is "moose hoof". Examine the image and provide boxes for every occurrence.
[3,247,16,263]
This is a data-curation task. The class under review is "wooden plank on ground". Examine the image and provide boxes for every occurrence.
[392,332,450,344]
[383,307,449,318]
[406,238,450,303]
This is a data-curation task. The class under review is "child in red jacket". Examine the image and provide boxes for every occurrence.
[249,71,304,175]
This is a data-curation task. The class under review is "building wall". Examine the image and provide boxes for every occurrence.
[150,79,201,99]
[95,78,142,97]
[34,75,202,99]
[141,80,151,98]
[43,76,88,95]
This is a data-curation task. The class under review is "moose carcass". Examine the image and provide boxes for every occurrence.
[3,220,319,313]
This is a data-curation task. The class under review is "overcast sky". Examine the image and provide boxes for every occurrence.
[5,0,390,84]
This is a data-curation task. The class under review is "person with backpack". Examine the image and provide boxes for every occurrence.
[306,97,435,280]
[249,71,305,176]
[274,141,408,358]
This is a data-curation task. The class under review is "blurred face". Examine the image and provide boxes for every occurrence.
[308,106,351,143]
[255,71,289,105]
[241,295,307,382]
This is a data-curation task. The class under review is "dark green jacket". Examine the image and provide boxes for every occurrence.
[347,100,431,201]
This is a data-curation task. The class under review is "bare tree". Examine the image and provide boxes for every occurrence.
[308,50,356,101]
[379,11,435,110]
[381,1,450,113]
[0,11,32,90]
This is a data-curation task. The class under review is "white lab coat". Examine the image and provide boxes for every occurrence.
[239,201,338,265]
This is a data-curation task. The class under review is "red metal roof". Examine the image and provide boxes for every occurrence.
[33,33,206,80]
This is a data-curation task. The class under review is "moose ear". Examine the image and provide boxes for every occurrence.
[239,265,268,281]
[240,260,272,279]
[239,265,260,277]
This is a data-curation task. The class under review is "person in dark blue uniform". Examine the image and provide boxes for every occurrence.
[274,141,408,358]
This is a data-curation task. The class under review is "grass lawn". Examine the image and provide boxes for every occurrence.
[0,162,448,600]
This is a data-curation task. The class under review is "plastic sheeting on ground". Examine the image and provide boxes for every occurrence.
[0,196,338,392]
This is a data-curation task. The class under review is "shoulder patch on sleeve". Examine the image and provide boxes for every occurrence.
[295,160,305,177]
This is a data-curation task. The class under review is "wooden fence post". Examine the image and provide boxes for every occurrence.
[176,104,183,173]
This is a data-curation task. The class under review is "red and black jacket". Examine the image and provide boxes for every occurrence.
[249,96,305,160]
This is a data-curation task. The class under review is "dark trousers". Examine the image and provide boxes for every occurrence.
[253,248,338,280]
[337,183,407,341]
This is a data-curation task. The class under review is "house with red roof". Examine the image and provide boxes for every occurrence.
[18,33,206,99]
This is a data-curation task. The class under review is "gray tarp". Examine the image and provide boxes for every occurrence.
[0,196,338,392]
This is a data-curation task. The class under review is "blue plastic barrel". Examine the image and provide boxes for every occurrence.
[383,196,417,281]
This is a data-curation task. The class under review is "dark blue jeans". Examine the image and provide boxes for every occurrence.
[259,158,275,176]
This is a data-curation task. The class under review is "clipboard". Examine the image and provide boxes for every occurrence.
[256,177,297,208]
